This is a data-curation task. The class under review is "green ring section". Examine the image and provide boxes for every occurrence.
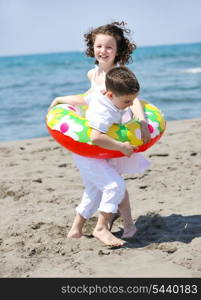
[46,100,165,146]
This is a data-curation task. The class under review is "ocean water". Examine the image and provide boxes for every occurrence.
[0,42,201,142]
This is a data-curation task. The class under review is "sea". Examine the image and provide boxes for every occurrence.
[0,42,201,142]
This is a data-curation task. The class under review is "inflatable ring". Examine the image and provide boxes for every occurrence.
[46,98,166,159]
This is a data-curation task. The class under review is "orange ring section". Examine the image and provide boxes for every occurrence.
[47,125,164,159]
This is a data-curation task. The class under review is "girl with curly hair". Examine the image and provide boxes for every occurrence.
[84,21,135,66]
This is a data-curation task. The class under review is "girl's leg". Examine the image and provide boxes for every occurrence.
[93,211,125,247]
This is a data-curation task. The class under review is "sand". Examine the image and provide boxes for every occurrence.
[0,118,201,278]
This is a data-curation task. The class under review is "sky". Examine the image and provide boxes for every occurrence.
[1,0,201,56]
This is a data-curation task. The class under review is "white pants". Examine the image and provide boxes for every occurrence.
[72,153,126,219]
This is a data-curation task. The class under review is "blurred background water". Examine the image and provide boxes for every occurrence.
[0,42,200,142]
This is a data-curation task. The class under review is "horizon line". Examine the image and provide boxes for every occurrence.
[0,41,200,59]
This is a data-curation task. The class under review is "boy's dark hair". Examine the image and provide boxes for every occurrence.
[84,21,136,65]
[105,66,140,96]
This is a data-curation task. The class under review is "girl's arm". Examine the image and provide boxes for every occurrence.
[90,129,134,157]
[130,97,151,144]
[48,69,94,111]
[48,95,86,111]
[84,69,95,95]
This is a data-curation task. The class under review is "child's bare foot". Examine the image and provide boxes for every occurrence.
[67,229,82,238]
[93,227,125,247]
[121,224,137,239]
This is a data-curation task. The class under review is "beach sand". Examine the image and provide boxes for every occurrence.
[0,118,201,278]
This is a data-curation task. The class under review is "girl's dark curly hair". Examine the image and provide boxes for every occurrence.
[84,21,136,65]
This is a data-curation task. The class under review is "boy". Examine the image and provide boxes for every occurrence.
[68,66,149,247]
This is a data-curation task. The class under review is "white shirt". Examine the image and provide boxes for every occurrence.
[84,91,130,133]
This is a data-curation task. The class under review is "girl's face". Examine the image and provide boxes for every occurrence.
[93,34,117,66]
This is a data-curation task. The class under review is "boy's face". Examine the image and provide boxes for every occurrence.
[106,91,138,110]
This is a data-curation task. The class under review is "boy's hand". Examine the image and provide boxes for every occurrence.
[120,141,135,157]
[140,121,151,144]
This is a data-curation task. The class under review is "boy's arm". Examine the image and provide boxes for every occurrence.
[90,129,134,157]
[48,95,86,111]
[130,97,151,144]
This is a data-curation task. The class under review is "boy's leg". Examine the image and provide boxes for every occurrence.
[118,189,137,239]
[93,211,125,247]
[108,210,120,231]
[90,161,127,246]
[67,186,102,238]
[68,154,103,238]
[67,213,86,238]
[73,153,126,217]
[71,154,127,242]
[76,185,102,220]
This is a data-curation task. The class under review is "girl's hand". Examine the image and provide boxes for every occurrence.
[48,95,86,112]
[48,98,59,112]
[140,121,151,144]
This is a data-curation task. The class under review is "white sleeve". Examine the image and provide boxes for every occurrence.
[121,107,133,123]
[83,93,93,105]
[84,90,100,105]
[88,116,111,133]
[86,104,114,133]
